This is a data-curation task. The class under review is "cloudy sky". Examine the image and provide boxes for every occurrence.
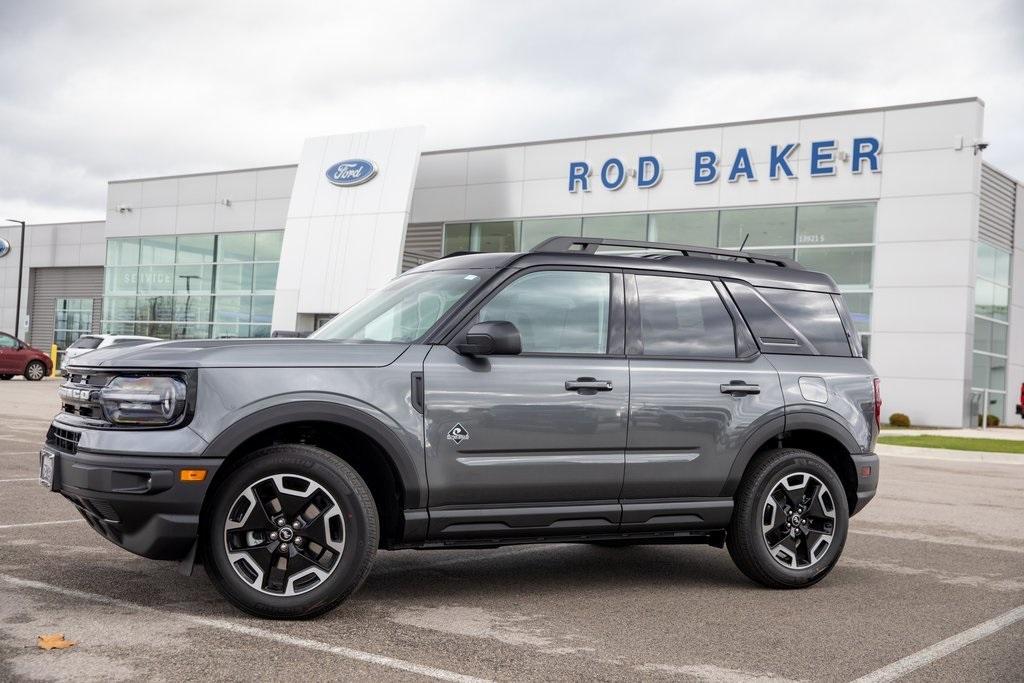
[1,1,1022,224]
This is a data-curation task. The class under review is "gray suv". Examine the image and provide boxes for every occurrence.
[42,236,880,619]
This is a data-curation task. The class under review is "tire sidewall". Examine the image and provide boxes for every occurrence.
[745,452,849,585]
[204,446,377,619]
[25,361,45,381]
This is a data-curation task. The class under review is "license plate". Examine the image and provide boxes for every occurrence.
[39,449,57,491]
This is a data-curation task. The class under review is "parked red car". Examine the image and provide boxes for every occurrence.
[0,332,52,381]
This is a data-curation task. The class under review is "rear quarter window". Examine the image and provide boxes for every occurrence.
[69,336,102,350]
[757,288,852,357]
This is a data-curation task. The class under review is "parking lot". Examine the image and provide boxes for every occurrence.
[0,378,1021,682]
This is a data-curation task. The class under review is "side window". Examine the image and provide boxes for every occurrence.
[635,275,736,358]
[0,334,18,349]
[758,288,852,357]
[479,270,610,354]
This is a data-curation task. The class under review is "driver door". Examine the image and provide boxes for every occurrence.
[423,268,628,540]
[0,334,19,373]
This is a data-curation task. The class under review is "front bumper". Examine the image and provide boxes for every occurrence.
[48,444,221,560]
[850,452,879,515]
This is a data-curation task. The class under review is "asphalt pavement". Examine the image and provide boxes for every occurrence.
[0,378,1021,681]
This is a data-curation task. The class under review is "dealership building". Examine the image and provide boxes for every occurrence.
[0,97,1020,428]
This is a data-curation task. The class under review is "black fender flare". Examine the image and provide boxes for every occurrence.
[201,400,425,509]
[719,410,860,497]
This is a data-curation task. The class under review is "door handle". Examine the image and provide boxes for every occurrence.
[565,378,613,392]
[720,380,760,396]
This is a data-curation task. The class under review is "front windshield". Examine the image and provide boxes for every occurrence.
[311,270,486,343]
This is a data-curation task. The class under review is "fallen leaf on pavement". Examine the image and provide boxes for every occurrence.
[37,633,76,650]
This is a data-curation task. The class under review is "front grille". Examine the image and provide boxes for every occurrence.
[58,373,113,422]
[46,425,81,454]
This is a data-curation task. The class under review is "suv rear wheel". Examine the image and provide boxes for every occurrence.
[203,444,378,619]
[727,448,849,589]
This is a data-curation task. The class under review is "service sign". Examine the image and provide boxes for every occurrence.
[325,159,378,187]
[568,137,881,192]
[0,237,10,258]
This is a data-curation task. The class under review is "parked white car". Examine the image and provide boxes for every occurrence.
[62,334,161,371]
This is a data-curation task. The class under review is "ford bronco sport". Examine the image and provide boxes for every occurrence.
[43,236,880,619]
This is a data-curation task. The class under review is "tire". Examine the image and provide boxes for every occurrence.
[0,375,12,380]
[727,448,849,589]
[203,444,379,619]
[24,361,46,381]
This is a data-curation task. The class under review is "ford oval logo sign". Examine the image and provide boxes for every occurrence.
[325,159,377,187]
[0,237,10,258]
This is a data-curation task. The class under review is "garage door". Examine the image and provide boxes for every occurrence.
[28,266,103,350]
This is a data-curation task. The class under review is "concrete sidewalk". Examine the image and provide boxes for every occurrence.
[881,427,1024,441]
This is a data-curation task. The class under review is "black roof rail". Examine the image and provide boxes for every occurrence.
[529,236,801,269]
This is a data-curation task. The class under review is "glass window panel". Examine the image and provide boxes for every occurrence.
[860,334,871,359]
[173,323,212,340]
[136,296,174,322]
[520,218,582,250]
[975,279,994,318]
[841,292,872,333]
[214,296,253,324]
[636,275,736,358]
[759,288,853,357]
[972,353,989,390]
[215,264,254,293]
[250,325,271,338]
[251,296,274,325]
[217,232,255,262]
[138,266,176,293]
[103,297,137,322]
[106,238,140,266]
[796,203,874,246]
[991,285,1009,322]
[993,247,1011,286]
[987,393,1006,424]
[991,322,1008,356]
[582,214,646,241]
[796,247,873,288]
[136,322,171,339]
[745,247,796,260]
[174,296,213,323]
[974,318,992,353]
[254,231,284,261]
[176,234,215,264]
[479,271,610,354]
[472,221,518,252]
[106,267,139,294]
[989,357,1006,391]
[976,242,996,281]
[102,322,136,335]
[443,224,471,255]
[648,211,718,247]
[139,236,177,265]
[253,263,279,292]
[718,207,795,247]
[174,265,214,294]
[212,323,247,339]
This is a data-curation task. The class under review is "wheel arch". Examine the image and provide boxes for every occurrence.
[199,401,424,549]
[722,412,861,515]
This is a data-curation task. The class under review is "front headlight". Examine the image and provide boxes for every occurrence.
[98,375,187,426]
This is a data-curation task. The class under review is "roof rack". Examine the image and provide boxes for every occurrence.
[529,236,800,269]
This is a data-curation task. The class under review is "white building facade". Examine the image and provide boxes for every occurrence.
[1,98,1020,427]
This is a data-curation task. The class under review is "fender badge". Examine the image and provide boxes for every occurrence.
[446,423,469,445]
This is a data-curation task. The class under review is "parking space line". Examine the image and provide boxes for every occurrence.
[0,477,36,483]
[851,604,1024,682]
[850,529,1024,555]
[1,574,493,683]
[0,450,38,455]
[0,519,85,530]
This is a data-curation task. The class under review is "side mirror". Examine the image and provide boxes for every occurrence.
[457,321,522,356]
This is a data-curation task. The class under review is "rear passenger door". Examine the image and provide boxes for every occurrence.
[0,334,19,373]
[622,272,785,527]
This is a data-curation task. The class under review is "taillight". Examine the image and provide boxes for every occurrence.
[873,378,882,429]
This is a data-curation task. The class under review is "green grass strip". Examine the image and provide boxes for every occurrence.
[878,435,1024,454]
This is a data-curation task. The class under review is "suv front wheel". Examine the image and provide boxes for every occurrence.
[727,448,849,589]
[203,444,379,619]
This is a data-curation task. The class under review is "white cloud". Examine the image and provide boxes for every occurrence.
[1,0,1022,222]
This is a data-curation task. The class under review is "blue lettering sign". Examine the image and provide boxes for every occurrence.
[694,151,718,184]
[600,158,626,190]
[728,148,756,182]
[769,143,798,179]
[568,161,590,192]
[851,137,881,173]
[809,140,837,176]
[637,155,661,188]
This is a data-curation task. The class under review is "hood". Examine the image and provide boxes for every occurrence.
[66,338,410,370]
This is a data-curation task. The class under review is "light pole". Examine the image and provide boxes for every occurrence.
[4,219,26,337]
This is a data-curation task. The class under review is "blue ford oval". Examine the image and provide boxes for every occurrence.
[325,159,378,187]
[0,237,10,258]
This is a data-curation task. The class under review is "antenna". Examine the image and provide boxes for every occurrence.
[732,233,750,261]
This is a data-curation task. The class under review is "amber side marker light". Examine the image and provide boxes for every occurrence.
[180,469,208,482]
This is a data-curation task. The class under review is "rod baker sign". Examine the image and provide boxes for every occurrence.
[567,137,881,192]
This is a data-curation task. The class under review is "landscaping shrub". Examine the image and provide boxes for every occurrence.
[888,413,911,428]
